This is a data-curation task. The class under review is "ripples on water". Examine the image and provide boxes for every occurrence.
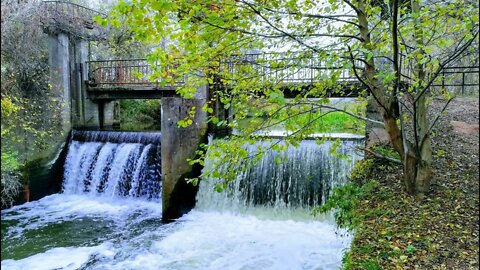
[1,194,351,270]
[1,133,361,270]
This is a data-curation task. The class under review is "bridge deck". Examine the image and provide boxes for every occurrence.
[87,87,178,100]
[86,54,368,99]
[86,56,478,100]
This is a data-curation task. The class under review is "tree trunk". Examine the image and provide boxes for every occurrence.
[415,155,432,198]
[414,95,432,197]
[411,0,433,198]
[383,114,405,159]
[403,142,417,195]
[356,0,433,197]
[402,138,432,197]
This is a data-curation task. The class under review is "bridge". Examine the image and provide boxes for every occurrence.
[84,55,478,99]
[41,1,479,102]
[85,54,369,100]
[41,1,479,221]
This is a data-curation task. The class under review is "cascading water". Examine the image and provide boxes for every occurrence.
[62,130,162,199]
[2,130,363,270]
[197,139,362,213]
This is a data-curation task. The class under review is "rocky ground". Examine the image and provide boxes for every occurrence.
[346,97,479,269]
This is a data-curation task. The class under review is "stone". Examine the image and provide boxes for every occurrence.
[366,127,391,148]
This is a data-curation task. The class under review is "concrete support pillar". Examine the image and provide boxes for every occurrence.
[83,99,100,128]
[113,101,121,128]
[210,93,232,136]
[72,40,87,126]
[100,101,115,129]
[49,36,106,129]
[48,33,71,133]
[161,86,208,221]
[71,39,106,129]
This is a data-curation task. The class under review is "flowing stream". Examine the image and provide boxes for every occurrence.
[1,131,362,270]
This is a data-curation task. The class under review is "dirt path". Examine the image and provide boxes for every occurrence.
[427,97,479,268]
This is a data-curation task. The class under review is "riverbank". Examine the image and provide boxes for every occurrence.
[330,97,479,269]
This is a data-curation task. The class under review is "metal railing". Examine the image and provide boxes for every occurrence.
[40,2,477,94]
[216,52,365,84]
[432,65,480,95]
[87,52,365,89]
[87,59,185,88]
[42,0,107,39]
[86,53,478,95]
[43,1,107,19]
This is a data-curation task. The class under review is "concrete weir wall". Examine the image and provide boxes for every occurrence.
[365,96,387,148]
[161,87,208,221]
[49,32,210,220]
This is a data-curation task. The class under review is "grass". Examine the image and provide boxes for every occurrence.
[237,100,366,135]
[283,111,365,134]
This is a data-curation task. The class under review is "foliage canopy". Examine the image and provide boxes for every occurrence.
[105,0,479,196]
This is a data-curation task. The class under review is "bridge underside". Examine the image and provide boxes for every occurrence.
[86,81,370,100]
[87,86,178,100]
[277,82,364,98]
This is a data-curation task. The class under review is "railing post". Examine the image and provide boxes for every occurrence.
[442,69,445,88]
[461,71,465,95]
[98,101,104,130]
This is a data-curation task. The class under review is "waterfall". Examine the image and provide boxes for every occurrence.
[62,130,161,199]
[196,139,363,212]
[2,132,358,269]
[72,130,161,144]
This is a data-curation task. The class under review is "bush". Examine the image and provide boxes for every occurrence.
[313,159,377,229]
[1,150,22,207]
[119,99,161,130]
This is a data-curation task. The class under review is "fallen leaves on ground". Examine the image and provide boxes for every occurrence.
[346,98,479,270]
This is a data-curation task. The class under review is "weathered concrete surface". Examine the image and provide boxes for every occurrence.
[365,96,385,148]
[209,92,232,136]
[71,39,88,127]
[48,33,71,133]
[161,93,208,221]
[71,39,101,128]
[12,132,71,207]
[49,36,111,129]
[100,101,115,129]
[366,127,391,148]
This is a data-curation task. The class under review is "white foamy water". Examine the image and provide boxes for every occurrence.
[1,194,162,240]
[92,210,351,270]
[62,140,161,199]
[2,194,350,270]
[197,139,362,212]
[1,243,117,270]
[2,132,357,269]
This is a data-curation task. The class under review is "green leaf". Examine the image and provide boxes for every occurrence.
[405,245,417,253]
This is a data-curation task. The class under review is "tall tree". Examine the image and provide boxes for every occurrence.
[1,0,64,206]
[107,0,479,197]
